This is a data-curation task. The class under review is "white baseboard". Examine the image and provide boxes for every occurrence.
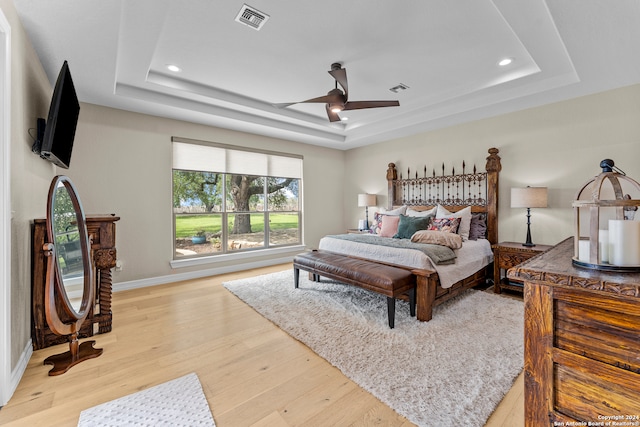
[113,254,297,292]
[2,339,33,406]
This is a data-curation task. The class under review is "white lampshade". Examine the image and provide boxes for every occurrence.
[358,193,377,207]
[511,187,548,208]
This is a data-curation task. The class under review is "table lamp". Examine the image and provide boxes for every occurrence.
[358,193,377,231]
[511,186,548,247]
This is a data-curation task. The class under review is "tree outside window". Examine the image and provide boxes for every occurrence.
[173,170,300,258]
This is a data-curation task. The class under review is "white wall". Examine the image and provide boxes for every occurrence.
[61,103,345,284]
[344,84,640,247]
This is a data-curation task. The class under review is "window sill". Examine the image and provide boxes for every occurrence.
[170,245,306,269]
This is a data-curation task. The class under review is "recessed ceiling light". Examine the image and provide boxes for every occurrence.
[341,117,349,121]
[498,58,513,67]
[166,64,182,72]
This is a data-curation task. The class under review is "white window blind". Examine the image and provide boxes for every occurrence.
[172,139,302,178]
[172,142,225,173]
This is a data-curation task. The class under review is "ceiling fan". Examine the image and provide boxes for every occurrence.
[274,63,400,122]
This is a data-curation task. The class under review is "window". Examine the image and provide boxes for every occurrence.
[172,138,302,259]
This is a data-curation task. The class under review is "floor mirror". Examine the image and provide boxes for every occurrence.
[42,175,102,375]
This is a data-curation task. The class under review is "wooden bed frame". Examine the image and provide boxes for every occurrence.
[384,147,502,320]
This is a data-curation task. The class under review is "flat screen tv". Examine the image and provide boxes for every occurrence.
[34,61,80,169]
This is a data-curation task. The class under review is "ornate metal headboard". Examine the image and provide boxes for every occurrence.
[386,148,501,244]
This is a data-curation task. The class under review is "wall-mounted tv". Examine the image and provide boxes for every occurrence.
[32,60,80,169]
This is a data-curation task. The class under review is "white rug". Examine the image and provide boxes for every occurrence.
[224,270,524,427]
[77,373,215,427]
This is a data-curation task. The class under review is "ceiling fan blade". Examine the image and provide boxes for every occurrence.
[274,93,343,108]
[273,102,297,108]
[274,63,395,121]
[329,67,348,100]
[343,100,400,110]
[325,105,342,122]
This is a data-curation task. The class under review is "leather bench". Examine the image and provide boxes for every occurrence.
[293,250,417,328]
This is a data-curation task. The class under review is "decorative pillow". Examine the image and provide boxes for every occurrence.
[370,212,383,234]
[381,205,408,216]
[428,217,461,234]
[406,206,437,217]
[379,215,400,238]
[369,205,407,234]
[468,212,487,240]
[411,230,463,249]
[436,205,472,240]
[393,214,434,239]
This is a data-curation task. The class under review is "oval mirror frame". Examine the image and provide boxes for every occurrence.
[46,175,93,327]
[43,175,102,375]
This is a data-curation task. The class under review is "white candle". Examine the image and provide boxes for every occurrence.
[578,240,590,262]
[609,220,640,266]
[599,229,609,264]
[358,219,365,231]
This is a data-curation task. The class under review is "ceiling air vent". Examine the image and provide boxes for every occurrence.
[235,4,270,30]
[389,83,409,94]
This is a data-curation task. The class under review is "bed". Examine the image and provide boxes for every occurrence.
[318,147,502,321]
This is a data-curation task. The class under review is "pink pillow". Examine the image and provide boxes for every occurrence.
[379,215,400,237]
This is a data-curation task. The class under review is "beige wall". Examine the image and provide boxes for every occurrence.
[1,0,56,373]
[62,104,345,284]
[344,84,640,247]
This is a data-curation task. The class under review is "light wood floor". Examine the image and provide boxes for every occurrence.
[0,264,524,426]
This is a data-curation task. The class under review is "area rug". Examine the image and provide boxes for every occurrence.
[224,270,524,427]
[77,373,215,427]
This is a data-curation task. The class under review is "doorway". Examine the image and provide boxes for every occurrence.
[0,7,12,407]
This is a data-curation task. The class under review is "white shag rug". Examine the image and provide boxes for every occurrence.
[224,270,524,427]
[77,373,215,427]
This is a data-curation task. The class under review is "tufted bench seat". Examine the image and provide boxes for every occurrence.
[293,250,417,328]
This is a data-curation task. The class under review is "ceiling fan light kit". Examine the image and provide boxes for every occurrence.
[276,63,400,122]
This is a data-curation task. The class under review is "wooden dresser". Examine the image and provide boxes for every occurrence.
[509,237,640,426]
[32,214,119,350]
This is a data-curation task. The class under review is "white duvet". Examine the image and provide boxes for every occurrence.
[318,235,493,289]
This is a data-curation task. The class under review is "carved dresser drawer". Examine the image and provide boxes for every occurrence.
[509,237,640,426]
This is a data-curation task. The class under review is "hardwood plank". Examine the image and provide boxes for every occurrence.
[485,371,524,427]
[0,263,524,426]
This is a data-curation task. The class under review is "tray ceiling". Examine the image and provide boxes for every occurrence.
[14,0,640,149]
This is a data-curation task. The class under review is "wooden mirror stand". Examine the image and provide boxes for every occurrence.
[43,175,103,375]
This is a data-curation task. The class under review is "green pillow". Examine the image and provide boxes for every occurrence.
[393,214,434,239]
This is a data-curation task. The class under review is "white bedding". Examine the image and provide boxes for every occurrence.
[318,235,494,289]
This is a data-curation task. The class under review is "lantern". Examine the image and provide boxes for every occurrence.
[572,159,640,271]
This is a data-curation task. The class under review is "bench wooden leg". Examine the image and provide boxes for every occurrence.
[408,287,416,317]
[294,267,300,288]
[386,297,396,329]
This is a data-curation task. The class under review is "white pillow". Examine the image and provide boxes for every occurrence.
[379,205,407,216]
[406,206,436,217]
[436,205,472,241]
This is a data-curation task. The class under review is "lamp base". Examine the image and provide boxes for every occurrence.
[522,208,535,247]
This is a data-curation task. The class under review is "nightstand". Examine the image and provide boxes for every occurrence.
[492,241,553,294]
